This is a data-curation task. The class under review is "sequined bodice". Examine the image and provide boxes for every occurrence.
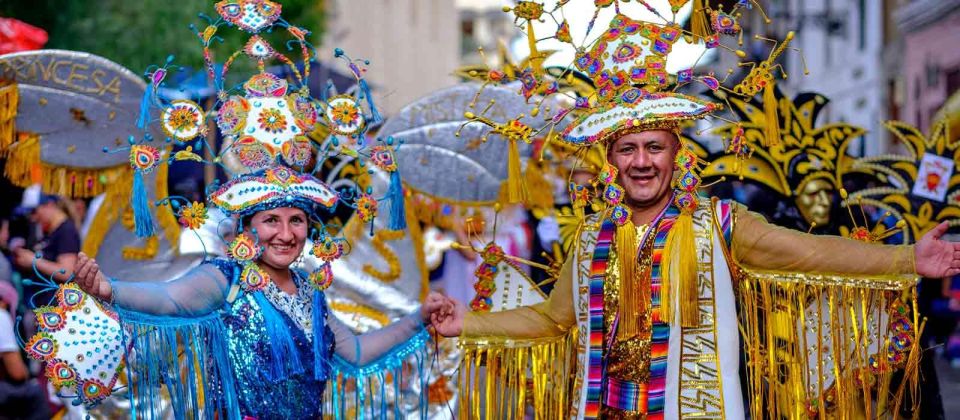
[602,225,653,419]
[209,259,334,420]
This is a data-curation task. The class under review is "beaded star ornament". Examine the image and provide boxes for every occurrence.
[21,267,128,409]
[104,0,406,293]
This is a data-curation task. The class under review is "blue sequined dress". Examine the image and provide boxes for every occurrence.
[109,258,429,420]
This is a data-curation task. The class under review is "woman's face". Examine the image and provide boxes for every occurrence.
[31,202,60,231]
[247,207,309,270]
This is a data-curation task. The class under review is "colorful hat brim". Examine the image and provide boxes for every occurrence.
[561,90,719,146]
[209,166,339,215]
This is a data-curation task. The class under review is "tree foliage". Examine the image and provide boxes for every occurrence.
[1,0,325,76]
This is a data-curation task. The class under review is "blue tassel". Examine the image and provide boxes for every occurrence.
[252,293,304,381]
[386,171,406,230]
[117,310,240,420]
[137,82,152,130]
[359,79,382,124]
[312,290,329,380]
[131,170,155,238]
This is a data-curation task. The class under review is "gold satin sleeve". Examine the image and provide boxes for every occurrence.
[730,203,916,275]
[462,255,577,339]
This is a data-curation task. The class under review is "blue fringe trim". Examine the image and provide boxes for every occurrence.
[386,171,406,230]
[116,309,240,420]
[312,290,329,381]
[132,170,155,238]
[252,292,304,381]
[137,81,152,130]
[359,79,382,125]
[329,327,430,420]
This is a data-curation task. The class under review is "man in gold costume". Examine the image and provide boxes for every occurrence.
[431,13,960,420]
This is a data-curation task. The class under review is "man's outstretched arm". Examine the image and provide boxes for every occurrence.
[731,203,960,278]
[434,256,577,339]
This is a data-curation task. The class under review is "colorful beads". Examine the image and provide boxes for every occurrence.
[36,307,66,332]
[308,263,334,291]
[356,193,378,223]
[217,96,250,135]
[216,0,282,34]
[26,332,57,361]
[80,378,110,403]
[257,108,287,134]
[228,233,261,262]
[281,136,313,167]
[161,100,205,141]
[234,136,272,169]
[240,262,269,291]
[324,95,365,136]
[370,146,397,172]
[710,10,741,35]
[609,205,632,226]
[469,243,504,312]
[46,360,78,389]
[311,236,344,262]
[129,145,161,173]
[177,201,208,230]
[57,284,86,310]
[243,72,288,97]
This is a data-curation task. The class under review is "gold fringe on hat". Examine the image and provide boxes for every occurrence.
[0,81,17,155]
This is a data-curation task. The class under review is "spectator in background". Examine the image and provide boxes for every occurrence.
[0,281,50,420]
[11,194,80,284]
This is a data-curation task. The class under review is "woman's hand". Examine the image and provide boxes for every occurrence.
[74,252,113,302]
[431,296,465,337]
[421,291,449,325]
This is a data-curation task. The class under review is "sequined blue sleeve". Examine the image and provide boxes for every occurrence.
[328,312,427,366]
[110,259,240,419]
[327,312,431,419]
[110,261,230,317]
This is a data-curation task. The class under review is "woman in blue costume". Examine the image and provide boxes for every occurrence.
[71,165,444,420]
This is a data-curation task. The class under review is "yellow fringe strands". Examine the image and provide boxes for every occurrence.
[3,134,128,198]
[763,80,781,147]
[506,137,528,204]
[691,0,713,41]
[615,221,642,340]
[663,212,700,328]
[737,269,922,419]
[458,333,576,419]
[0,81,17,154]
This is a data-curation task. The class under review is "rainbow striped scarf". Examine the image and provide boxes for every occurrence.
[584,204,679,418]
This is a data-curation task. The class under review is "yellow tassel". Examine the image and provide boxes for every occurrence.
[524,160,554,213]
[663,213,699,328]
[0,81,18,155]
[506,138,528,204]
[763,81,780,147]
[615,221,642,340]
[526,20,544,75]
[691,0,713,41]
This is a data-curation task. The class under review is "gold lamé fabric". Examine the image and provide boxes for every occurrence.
[730,203,915,275]
[464,200,916,338]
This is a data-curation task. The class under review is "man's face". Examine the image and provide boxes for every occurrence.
[607,130,679,209]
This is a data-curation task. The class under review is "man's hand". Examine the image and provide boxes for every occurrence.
[431,296,466,337]
[915,222,960,278]
[74,252,112,301]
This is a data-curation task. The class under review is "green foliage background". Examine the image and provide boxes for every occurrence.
[0,0,325,77]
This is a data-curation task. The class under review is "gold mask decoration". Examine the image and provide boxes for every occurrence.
[795,178,833,226]
[702,86,865,227]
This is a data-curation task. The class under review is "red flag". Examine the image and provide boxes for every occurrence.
[0,17,49,54]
